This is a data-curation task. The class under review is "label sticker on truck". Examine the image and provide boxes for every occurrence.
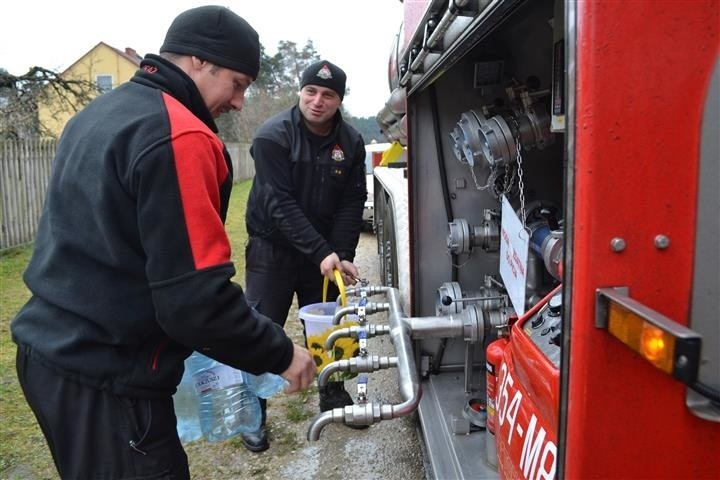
[496,360,557,480]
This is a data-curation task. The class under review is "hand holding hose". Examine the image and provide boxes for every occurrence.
[319,253,359,286]
[338,260,359,286]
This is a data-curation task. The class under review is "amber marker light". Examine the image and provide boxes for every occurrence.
[597,288,701,384]
[640,323,672,367]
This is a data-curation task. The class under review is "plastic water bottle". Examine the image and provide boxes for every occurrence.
[173,358,203,443]
[187,352,262,442]
[250,372,289,399]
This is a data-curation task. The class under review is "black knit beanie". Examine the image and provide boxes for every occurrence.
[300,60,346,99]
[160,6,260,80]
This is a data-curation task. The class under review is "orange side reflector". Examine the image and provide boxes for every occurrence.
[607,302,676,375]
[597,288,701,384]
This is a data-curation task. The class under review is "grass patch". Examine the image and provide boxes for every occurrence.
[0,244,55,479]
[0,180,254,479]
[249,465,270,476]
[268,423,301,450]
[225,179,253,286]
[285,386,317,423]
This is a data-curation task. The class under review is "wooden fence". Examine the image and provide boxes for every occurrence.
[226,142,255,181]
[1,140,254,252]
[1,139,55,251]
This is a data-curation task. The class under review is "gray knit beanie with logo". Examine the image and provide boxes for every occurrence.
[160,5,260,79]
[300,60,347,99]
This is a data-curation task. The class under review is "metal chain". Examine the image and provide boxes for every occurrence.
[502,160,511,194]
[450,252,474,269]
[515,138,527,227]
[467,144,516,199]
[469,164,492,191]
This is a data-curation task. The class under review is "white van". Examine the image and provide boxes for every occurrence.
[362,142,392,230]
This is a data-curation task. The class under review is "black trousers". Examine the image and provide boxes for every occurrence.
[244,236,342,425]
[244,236,340,328]
[16,346,190,480]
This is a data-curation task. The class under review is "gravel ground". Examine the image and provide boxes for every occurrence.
[185,231,427,480]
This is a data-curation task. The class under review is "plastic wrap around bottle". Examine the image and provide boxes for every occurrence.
[249,372,289,399]
[187,352,262,442]
[173,358,203,444]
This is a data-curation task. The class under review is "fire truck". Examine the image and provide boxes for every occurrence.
[364,0,720,478]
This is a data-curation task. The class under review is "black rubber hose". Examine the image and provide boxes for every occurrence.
[689,381,720,405]
[428,84,455,374]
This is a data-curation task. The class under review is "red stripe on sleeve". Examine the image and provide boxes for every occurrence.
[163,93,231,269]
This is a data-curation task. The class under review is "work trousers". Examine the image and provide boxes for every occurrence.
[16,346,190,480]
[244,236,340,328]
[244,236,347,425]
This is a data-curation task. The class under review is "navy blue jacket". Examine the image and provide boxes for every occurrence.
[11,55,293,399]
[245,105,367,265]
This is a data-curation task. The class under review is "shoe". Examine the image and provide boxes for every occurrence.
[242,398,269,452]
[318,381,353,411]
[241,425,269,453]
[319,381,369,430]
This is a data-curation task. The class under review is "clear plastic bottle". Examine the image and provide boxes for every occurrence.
[187,352,261,442]
[173,357,203,444]
[249,372,289,399]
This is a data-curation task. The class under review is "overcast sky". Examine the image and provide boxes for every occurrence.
[1,0,406,118]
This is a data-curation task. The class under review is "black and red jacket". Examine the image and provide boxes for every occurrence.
[11,55,293,399]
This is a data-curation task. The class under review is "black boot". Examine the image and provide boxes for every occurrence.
[242,398,269,452]
[318,381,353,411]
[318,381,369,430]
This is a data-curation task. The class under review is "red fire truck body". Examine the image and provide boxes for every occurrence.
[372,0,720,478]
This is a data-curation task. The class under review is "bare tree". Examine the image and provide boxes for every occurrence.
[253,40,320,96]
[0,67,97,140]
[217,40,321,143]
[219,88,298,143]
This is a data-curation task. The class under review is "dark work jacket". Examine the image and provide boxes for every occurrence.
[11,55,293,399]
[245,105,367,265]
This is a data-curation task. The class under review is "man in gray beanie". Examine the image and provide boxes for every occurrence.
[11,6,316,479]
[243,60,368,452]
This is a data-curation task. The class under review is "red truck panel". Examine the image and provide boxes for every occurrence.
[567,1,720,477]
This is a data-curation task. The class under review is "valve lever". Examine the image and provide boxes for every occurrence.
[357,375,369,403]
[358,327,369,356]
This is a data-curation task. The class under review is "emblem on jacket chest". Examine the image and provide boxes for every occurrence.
[331,145,345,162]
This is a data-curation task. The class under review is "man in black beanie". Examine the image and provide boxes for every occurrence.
[11,6,316,479]
[243,60,368,452]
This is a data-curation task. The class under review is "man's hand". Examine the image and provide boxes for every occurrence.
[319,253,343,283]
[338,260,359,286]
[319,253,360,286]
[280,344,316,394]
